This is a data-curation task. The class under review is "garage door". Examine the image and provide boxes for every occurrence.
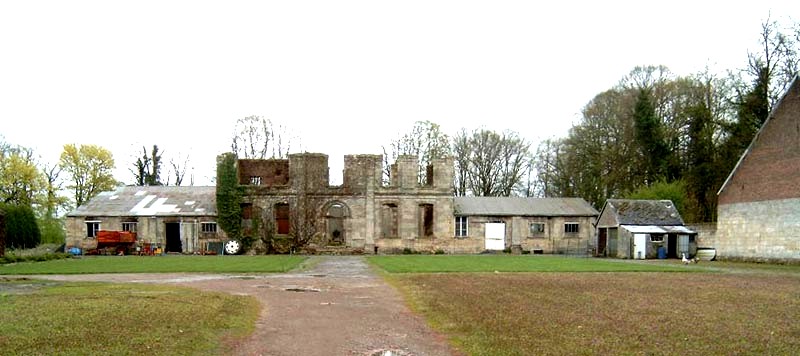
[485,223,505,250]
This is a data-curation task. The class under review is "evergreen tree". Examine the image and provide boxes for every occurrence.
[633,88,669,185]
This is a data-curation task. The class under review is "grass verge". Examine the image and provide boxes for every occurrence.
[368,255,690,273]
[388,272,800,355]
[0,280,258,355]
[0,255,306,274]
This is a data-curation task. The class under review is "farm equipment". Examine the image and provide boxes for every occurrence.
[89,230,137,255]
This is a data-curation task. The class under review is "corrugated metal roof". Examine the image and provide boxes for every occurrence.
[605,199,684,226]
[454,197,599,217]
[621,225,696,234]
[67,186,217,217]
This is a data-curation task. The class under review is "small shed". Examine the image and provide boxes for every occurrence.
[595,199,696,259]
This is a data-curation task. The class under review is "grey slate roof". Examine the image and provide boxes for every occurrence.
[603,199,684,226]
[454,197,598,217]
[67,186,217,217]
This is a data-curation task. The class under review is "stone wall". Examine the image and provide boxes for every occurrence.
[65,215,224,253]
[687,222,717,248]
[716,198,800,261]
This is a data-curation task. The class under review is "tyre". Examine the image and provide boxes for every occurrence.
[224,240,241,255]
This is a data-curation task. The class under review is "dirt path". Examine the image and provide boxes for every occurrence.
[21,256,458,356]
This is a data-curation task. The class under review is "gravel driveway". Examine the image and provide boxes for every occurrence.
[24,256,458,356]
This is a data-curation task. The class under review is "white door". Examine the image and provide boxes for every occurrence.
[485,223,505,250]
[678,234,689,257]
[633,234,647,259]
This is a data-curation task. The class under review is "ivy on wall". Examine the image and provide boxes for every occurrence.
[216,153,242,243]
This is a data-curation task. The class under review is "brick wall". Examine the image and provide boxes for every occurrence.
[719,80,800,205]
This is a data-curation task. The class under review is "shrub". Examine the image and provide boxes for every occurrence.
[1,204,40,249]
[434,249,446,255]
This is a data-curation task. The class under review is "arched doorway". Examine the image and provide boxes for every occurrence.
[325,202,349,246]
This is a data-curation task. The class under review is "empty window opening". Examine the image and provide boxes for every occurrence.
[250,176,262,185]
[564,223,579,234]
[455,216,468,237]
[241,203,253,220]
[121,222,137,233]
[326,203,346,245]
[86,221,100,238]
[425,165,434,186]
[381,203,399,238]
[420,204,434,237]
[529,223,545,237]
[201,222,217,233]
[275,203,290,235]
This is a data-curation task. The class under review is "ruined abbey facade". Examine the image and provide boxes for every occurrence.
[239,153,463,253]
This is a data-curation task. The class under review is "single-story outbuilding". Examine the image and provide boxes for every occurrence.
[595,199,696,259]
[65,186,226,254]
[453,197,599,254]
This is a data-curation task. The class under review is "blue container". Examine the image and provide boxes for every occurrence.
[657,246,666,259]
[68,247,82,256]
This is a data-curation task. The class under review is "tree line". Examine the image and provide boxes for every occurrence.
[534,20,798,222]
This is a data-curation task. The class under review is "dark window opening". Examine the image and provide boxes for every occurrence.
[201,222,217,233]
[420,204,434,237]
[241,203,253,220]
[275,203,290,235]
[565,223,579,234]
[121,222,137,233]
[425,165,434,186]
[86,221,100,238]
[381,203,399,238]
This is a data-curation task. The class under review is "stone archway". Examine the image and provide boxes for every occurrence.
[323,201,350,246]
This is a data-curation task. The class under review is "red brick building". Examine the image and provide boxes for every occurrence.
[715,77,800,261]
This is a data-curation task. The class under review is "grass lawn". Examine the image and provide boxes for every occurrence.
[372,257,800,355]
[368,255,691,273]
[0,280,258,355]
[0,255,306,274]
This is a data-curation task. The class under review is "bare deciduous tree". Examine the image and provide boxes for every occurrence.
[453,129,530,197]
[231,115,292,159]
[383,120,451,185]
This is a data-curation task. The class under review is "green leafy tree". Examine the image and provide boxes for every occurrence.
[216,153,242,243]
[1,204,41,249]
[59,144,116,207]
[0,145,46,207]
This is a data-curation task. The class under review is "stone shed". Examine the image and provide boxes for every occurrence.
[65,186,225,253]
[715,77,800,262]
[453,197,599,254]
[595,199,696,259]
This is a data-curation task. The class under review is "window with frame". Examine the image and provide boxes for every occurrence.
[455,216,468,237]
[250,176,262,185]
[121,222,137,233]
[650,234,664,242]
[529,223,545,237]
[201,222,217,233]
[86,221,100,238]
[564,223,579,234]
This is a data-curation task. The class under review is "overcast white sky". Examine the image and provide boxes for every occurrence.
[1,1,797,186]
